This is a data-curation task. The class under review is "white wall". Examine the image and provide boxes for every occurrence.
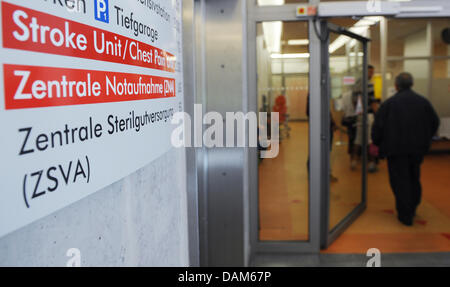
[404,28,428,57]
[0,148,190,267]
[401,29,429,98]
[271,58,309,74]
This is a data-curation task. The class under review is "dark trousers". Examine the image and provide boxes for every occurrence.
[347,125,356,155]
[387,154,424,220]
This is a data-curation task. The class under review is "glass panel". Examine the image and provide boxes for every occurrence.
[387,19,428,57]
[432,19,450,57]
[257,21,309,241]
[328,36,365,231]
[386,18,450,58]
[432,59,450,118]
[431,58,450,153]
[386,60,429,98]
[369,24,381,71]
[431,19,450,119]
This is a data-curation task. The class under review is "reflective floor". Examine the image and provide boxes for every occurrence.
[259,122,450,252]
[258,121,309,241]
[325,152,450,253]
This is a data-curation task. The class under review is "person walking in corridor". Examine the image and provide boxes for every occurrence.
[371,72,440,226]
[354,65,381,172]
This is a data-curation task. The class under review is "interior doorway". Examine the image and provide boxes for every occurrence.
[248,0,372,253]
[248,2,450,259]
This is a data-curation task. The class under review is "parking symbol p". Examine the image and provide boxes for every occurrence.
[94,0,109,23]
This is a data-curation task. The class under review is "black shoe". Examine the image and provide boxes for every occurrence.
[398,215,413,226]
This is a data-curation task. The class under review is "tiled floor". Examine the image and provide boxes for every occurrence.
[259,122,309,241]
[251,252,450,267]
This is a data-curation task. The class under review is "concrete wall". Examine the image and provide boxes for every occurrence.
[0,148,189,266]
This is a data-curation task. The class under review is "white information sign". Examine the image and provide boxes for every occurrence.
[0,0,183,237]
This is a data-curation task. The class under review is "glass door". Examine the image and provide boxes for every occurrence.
[253,20,315,252]
[320,21,370,248]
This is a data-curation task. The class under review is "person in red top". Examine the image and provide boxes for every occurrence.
[273,95,287,123]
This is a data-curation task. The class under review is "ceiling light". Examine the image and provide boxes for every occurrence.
[271,53,310,59]
[287,39,309,46]
[329,35,350,54]
[329,17,381,54]
[262,21,283,53]
[349,52,364,57]
[257,0,285,6]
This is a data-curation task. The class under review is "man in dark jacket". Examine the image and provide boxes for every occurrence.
[372,72,440,226]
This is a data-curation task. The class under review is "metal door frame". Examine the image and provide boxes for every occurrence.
[247,1,323,254]
[319,21,370,248]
